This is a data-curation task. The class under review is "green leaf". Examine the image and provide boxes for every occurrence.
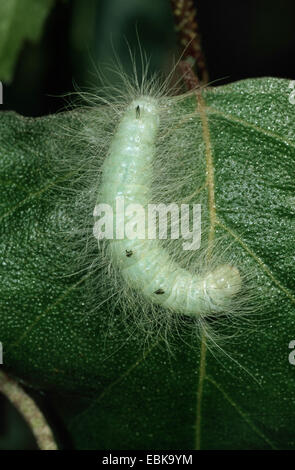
[0,77,295,449]
[0,0,55,83]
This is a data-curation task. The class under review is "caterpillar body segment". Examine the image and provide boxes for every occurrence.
[97,96,241,317]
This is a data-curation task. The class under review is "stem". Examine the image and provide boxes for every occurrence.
[0,371,58,450]
[170,0,209,88]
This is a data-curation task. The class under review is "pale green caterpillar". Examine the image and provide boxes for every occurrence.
[51,53,259,355]
[95,96,242,317]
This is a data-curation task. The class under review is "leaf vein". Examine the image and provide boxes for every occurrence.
[207,375,278,449]
[206,106,295,150]
[217,219,295,304]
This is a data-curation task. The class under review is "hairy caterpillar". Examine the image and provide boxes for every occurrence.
[51,52,258,355]
[96,96,241,317]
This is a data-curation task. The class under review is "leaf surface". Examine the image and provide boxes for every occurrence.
[0,78,295,449]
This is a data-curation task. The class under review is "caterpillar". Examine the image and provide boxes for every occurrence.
[51,51,258,354]
[96,96,242,317]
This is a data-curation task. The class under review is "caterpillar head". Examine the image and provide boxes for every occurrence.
[127,96,159,119]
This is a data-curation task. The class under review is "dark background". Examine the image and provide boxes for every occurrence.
[2,0,295,117]
[0,0,294,450]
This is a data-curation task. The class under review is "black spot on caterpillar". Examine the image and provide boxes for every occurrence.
[126,250,133,257]
[136,105,141,119]
[154,289,165,295]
